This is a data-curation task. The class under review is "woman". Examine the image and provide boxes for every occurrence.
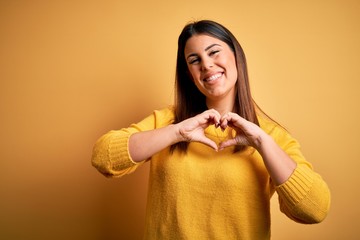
[92,20,330,239]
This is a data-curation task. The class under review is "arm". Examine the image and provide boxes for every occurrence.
[129,108,222,162]
[219,112,296,185]
[219,112,330,223]
[256,133,296,185]
[91,108,175,177]
[129,124,179,162]
[92,108,221,176]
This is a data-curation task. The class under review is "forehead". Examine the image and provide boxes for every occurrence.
[184,34,227,54]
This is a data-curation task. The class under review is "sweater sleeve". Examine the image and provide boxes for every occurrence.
[270,125,331,224]
[276,164,330,224]
[91,128,144,177]
[91,107,174,178]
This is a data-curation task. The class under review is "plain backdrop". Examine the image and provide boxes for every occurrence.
[1,0,359,239]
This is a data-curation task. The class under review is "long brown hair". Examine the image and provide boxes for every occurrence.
[171,20,260,153]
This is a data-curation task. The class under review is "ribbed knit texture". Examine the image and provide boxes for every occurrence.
[92,107,331,239]
[276,165,331,223]
[92,129,144,177]
[277,165,314,205]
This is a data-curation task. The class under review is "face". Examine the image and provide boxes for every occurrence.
[184,34,238,102]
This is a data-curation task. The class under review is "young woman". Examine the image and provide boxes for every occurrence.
[92,20,330,239]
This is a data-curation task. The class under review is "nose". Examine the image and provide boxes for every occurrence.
[201,57,213,71]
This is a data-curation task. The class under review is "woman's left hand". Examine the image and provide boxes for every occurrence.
[219,112,297,185]
[218,112,265,151]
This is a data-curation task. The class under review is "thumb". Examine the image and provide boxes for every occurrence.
[218,139,238,151]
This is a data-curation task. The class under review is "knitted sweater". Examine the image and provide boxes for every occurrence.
[92,107,330,240]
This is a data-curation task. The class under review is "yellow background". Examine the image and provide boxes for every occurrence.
[1,0,359,239]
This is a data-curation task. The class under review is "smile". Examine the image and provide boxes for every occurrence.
[204,73,223,82]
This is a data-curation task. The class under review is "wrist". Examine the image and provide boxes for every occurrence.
[254,132,273,152]
[171,123,187,144]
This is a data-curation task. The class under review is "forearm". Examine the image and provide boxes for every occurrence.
[129,124,181,162]
[256,133,297,186]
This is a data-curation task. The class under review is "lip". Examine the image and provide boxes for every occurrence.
[203,72,224,82]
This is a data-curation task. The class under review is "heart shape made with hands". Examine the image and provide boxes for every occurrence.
[182,110,253,151]
[204,119,245,151]
[215,120,238,140]
[211,112,255,150]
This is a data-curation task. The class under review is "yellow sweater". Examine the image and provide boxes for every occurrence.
[92,107,330,240]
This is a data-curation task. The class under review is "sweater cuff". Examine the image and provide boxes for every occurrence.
[108,131,144,172]
[276,165,315,207]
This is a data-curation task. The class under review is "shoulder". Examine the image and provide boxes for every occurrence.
[154,105,175,120]
[258,115,297,147]
[258,115,281,135]
[130,106,175,131]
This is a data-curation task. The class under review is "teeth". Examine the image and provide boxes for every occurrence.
[206,73,222,82]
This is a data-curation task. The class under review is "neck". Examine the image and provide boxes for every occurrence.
[206,96,235,116]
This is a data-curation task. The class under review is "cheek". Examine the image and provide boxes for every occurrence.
[227,58,238,80]
[230,64,238,80]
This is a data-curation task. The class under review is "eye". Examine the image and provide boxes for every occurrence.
[188,57,200,65]
[209,50,220,56]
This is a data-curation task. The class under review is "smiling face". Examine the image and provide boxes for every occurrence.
[184,34,238,105]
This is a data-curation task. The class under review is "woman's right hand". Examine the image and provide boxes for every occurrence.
[175,109,221,151]
[129,109,221,162]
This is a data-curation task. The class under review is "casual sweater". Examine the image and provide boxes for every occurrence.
[92,107,331,240]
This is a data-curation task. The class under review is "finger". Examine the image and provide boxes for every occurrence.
[209,114,221,126]
[218,138,238,151]
[195,112,216,126]
[221,112,246,129]
[220,118,228,131]
[221,112,239,122]
[219,112,232,130]
[206,109,221,126]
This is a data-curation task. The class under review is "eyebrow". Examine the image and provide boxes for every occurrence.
[186,43,221,60]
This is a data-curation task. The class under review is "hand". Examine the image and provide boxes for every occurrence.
[218,112,265,151]
[176,109,221,151]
